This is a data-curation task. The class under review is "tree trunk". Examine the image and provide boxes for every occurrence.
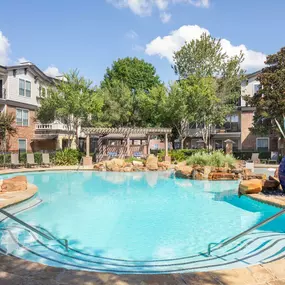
[180,137,185,149]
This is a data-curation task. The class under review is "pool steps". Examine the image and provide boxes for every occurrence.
[0,196,285,273]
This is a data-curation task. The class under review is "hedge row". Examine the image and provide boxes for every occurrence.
[0,149,83,166]
[158,149,281,163]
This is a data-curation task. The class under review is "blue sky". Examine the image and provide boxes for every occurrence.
[0,0,285,85]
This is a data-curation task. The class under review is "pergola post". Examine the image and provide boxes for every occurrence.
[147,134,151,155]
[126,135,130,157]
[86,134,90,157]
[164,133,171,163]
[83,134,92,166]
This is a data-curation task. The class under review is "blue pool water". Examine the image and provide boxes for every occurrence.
[0,171,284,273]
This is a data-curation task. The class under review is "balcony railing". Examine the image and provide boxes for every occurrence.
[35,123,70,131]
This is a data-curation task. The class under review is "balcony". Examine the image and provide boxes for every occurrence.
[35,122,74,134]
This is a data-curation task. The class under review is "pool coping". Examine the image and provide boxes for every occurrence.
[0,167,284,285]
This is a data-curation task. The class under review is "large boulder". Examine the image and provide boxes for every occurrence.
[105,158,125,172]
[158,161,171,170]
[1,176,27,192]
[132,160,144,167]
[239,179,263,196]
[263,176,280,190]
[203,166,212,179]
[175,166,193,179]
[208,172,237,180]
[146,155,158,171]
[93,162,106,171]
[123,166,133,172]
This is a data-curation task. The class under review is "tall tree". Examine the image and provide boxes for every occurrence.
[93,81,133,127]
[163,80,198,148]
[37,69,103,147]
[101,57,162,126]
[0,113,17,165]
[172,33,245,146]
[101,57,161,92]
[246,47,285,138]
[136,85,167,127]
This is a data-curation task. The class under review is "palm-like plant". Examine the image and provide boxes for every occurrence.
[0,113,17,164]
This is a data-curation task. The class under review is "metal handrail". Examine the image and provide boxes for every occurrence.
[0,208,68,251]
[208,208,285,255]
[76,157,83,171]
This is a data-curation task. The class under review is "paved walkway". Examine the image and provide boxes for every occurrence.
[0,254,285,285]
[0,166,284,284]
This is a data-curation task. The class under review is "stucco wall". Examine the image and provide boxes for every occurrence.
[240,77,260,107]
[6,68,49,107]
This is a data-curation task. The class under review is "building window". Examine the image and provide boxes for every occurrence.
[253,84,261,95]
[18,139,27,153]
[225,114,239,132]
[16,109,29,126]
[19,79,25,96]
[256,137,269,151]
[19,79,31,97]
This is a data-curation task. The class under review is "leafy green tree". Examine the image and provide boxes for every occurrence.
[172,33,245,146]
[94,81,133,127]
[101,57,162,126]
[136,85,167,127]
[173,33,227,78]
[246,47,285,138]
[0,113,17,164]
[37,69,103,147]
[163,81,198,148]
[101,57,162,92]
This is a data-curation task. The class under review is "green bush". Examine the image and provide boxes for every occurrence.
[54,149,80,165]
[186,151,236,168]
[233,151,273,161]
[0,154,11,164]
[158,149,207,162]
[124,157,145,163]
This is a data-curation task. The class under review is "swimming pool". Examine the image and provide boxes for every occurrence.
[0,171,284,274]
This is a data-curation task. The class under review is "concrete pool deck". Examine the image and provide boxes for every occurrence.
[0,166,284,284]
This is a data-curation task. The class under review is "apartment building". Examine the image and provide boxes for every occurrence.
[184,71,279,152]
[0,62,74,153]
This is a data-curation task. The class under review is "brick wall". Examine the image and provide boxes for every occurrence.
[33,139,57,152]
[241,111,257,150]
[6,105,36,152]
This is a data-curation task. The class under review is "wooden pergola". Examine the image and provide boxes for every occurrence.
[81,127,172,164]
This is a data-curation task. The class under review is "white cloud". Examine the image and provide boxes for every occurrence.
[15,57,29,64]
[160,12,171,23]
[155,0,169,10]
[145,25,266,70]
[125,29,138,39]
[106,0,209,22]
[44,66,61,77]
[0,31,10,66]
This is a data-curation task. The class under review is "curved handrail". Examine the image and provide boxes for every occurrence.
[77,157,83,171]
[0,208,68,251]
[207,208,285,255]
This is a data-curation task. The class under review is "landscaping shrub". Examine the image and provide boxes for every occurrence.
[186,152,210,166]
[124,157,145,163]
[186,151,236,168]
[158,149,207,162]
[54,149,80,165]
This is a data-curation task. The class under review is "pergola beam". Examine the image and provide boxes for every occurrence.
[81,127,172,135]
